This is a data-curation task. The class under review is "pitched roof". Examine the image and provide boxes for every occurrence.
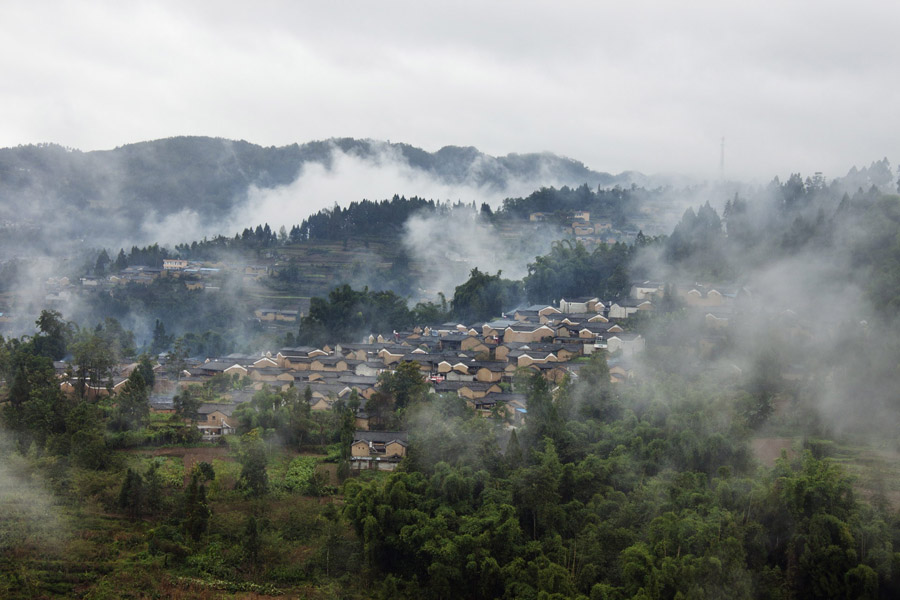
[197,403,238,416]
[353,430,409,444]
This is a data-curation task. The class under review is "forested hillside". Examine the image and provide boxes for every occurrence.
[3,153,900,598]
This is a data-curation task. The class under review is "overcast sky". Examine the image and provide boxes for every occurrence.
[2,1,898,181]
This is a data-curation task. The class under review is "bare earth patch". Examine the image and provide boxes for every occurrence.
[751,437,795,465]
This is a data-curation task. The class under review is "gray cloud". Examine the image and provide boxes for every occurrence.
[2,1,898,181]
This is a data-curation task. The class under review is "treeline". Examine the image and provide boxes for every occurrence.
[93,243,170,275]
[0,310,172,463]
[164,184,641,262]
[294,236,642,344]
[524,239,640,304]
[294,195,444,242]
[295,268,524,346]
[500,182,638,226]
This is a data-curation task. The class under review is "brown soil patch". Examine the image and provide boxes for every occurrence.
[751,437,795,465]
[317,462,339,486]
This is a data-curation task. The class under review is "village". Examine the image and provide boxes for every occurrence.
[47,278,741,472]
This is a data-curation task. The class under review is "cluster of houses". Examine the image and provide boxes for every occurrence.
[528,211,623,246]
[77,259,260,289]
[165,287,673,467]
[51,279,741,469]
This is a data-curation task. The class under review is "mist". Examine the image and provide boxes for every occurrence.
[0,429,67,553]
[402,211,557,299]
[624,167,900,439]
[225,142,612,240]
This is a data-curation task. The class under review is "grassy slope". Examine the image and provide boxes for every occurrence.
[0,446,370,599]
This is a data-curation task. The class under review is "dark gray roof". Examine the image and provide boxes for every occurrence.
[467,360,507,371]
[506,323,553,332]
[353,431,408,444]
[480,392,526,402]
[197,403,238,416]
[338,375,378,386]
[458,381,502,390]
[508,349,557,359]
[440,333,471,342]
[200,360,248,372]
[433,381,472,392]
[249,367,289,376]
[311,356,350,365]
[278,346,319,357]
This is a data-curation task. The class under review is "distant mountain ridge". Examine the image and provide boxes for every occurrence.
[0,136,644,248]
[0,136,636,210]
[0,137,648,246]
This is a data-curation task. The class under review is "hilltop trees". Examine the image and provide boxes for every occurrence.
[297,284,414,346]
[33,309,72,360]
[664,202,729,279]
[450,268,522,323]
[524,240,631,304]
[297,267,524,346]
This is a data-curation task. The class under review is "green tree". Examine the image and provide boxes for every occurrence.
[114,248,128,271]
[238,429,269,497]
[67,401,112,469]
[378,361,429,410]
[33,309,72,360]
[412,293,450,324]
[243,515,262,571]
[118,468,144,519]
[144,461,164,514]
[506,428,523,470]
[70,329,116,398]
[150,319,172,354]
[94,249,110,276]
[173,386,202,424]
[96,317,136,360]
[450,268,522,322]
[135,353,156,390]
[512,438,564,539]
[297,284,415,347]
[113,369,150,430]
[524,239,632,303]
[2,343,67,450]
[521,372,562,451]
[570,351,618,422]
[182,472,209,541]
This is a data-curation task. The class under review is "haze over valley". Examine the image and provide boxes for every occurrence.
[3,1,900,598]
